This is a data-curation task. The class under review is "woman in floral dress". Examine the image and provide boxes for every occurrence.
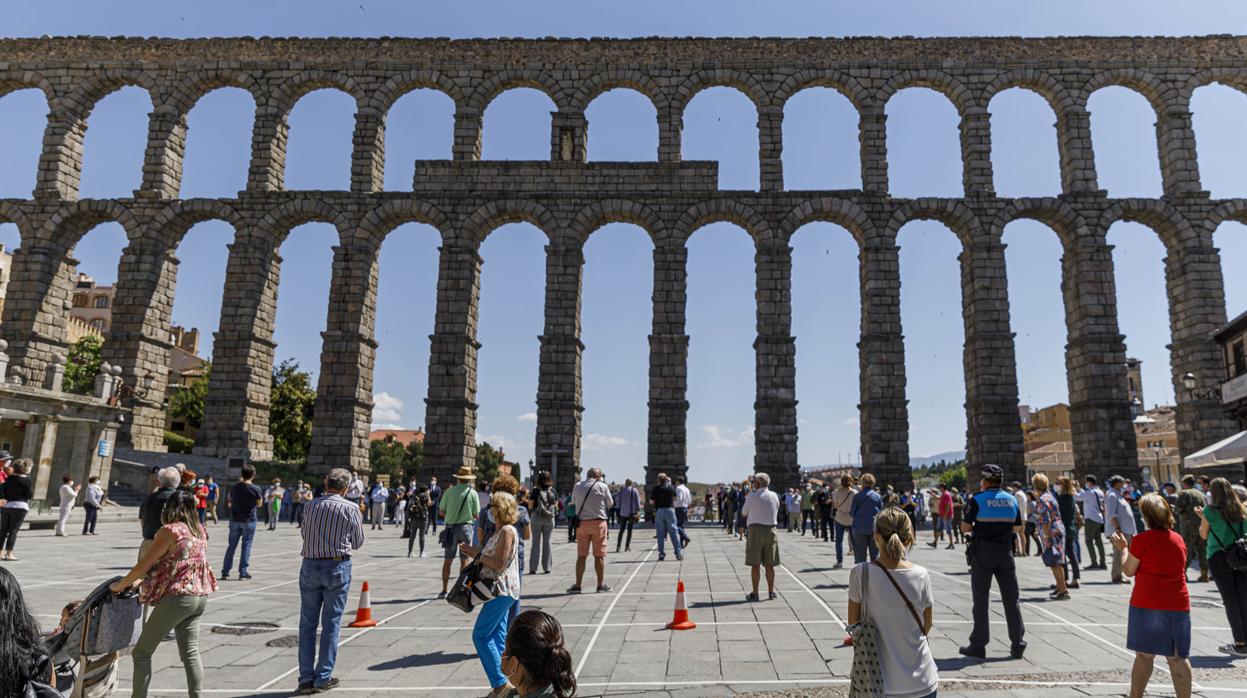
[1033,473,1070,600]
[111,489,218,698]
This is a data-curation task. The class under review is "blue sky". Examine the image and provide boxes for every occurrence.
[1,1,1246,485]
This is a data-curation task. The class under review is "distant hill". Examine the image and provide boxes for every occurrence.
[909,451,966,469]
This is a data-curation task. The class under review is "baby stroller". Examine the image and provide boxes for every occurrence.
[45,576,143,698]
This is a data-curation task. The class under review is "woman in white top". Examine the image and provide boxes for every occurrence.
[847,506,938,698]
[459,491,520,698]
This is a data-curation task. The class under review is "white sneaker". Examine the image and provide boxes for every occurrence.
[419,552,427,558]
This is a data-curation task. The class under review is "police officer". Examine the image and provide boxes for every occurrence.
[960,464,1026,660]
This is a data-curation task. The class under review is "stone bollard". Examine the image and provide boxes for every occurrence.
[44,353,66,392]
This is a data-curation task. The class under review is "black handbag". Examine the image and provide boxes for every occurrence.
[1208,516,1247,571]
[446,555,509,613]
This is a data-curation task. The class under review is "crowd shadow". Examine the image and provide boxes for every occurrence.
[370,651,477,671]
[935,655,1015,671]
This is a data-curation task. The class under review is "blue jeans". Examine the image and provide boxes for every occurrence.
[474,596,517,688]
[852,531,878,564]
[655,508,683,559]
[834,522,851,564]
[221,520,256,576]
[298,558,352,686]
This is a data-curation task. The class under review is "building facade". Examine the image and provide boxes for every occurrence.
[1215,310,1247,430]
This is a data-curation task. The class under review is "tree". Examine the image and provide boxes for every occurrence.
[168,362,211,429]
[938,462,968,491]
[62,334,104,394]
[404,439,424,480]
[475,441,502,484]
[369,438,406,482]
[270,359,316,462]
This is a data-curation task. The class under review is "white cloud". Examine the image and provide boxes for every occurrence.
[843,417,860,427]
[516,412,538,423]
[698,424,755,449]
[482,434,512,449]
[372,392,404,427]
[583,433,630,450]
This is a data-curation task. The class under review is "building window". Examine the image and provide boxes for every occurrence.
[171,421,186,433]
[1234,340,1246,377]
[72,294,89,308]
[89,319,106,332]
[93,296,110,309]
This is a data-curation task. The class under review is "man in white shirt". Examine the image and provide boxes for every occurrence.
[568,468,615,594]
[741,472,781,602]
[831,476,858,569]
[674,476,693,548]
[1077,475,1106,570]
[369,482,389,531]
[1105,475,1137,583]
[55,476,80,537]
[1010,482,1029,555]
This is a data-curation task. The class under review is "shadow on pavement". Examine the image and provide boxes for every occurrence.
[370,651,477,670]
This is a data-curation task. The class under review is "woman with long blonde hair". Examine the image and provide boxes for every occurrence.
[847,507,937,698]
[459,491,521,697]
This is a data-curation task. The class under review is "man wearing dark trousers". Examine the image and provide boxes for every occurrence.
[960,464,1026,660]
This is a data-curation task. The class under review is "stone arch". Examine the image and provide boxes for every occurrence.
[355,199,452,247]
[0,71,57,103]
[670,69,769,115]
[368,70,464,114]
[569,199,665,243]
[61,68,159,118]
[1098,198,1199,250]
[1079,68,1171,114]
[149,199,248,249]
[0,201,34,244]
[981,69,1075,114]
[885,199,981,245]
[270,70,367,116]
[165,69,264,115]
[1208,199,1247,233]
[1179,68,1247,104]
[675,199,772,244]
[774,69,871,112]
[878,70,973,114]
[990,198,1089,249]
[256,199,356,248]
[462,199,559,245]
[37,199,142,248]
[468,70,568,112]
[778,197,873,245]
[571,70,663,112]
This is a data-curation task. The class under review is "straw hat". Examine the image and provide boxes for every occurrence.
[453,465,477,481]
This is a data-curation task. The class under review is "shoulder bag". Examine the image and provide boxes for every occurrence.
[1207,513,1247,571]
[437,488,471,548]
[446,529,516,613]
[848,563,885,698]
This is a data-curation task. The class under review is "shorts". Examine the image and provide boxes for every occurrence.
[745,525,780,567]
[441,523,472,560]
[576,519,609,558]
[1126,606,1191,658]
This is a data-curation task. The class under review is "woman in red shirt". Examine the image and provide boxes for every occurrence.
[1110,493,1192,698]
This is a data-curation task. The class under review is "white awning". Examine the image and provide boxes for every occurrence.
[1183,431,1247,469]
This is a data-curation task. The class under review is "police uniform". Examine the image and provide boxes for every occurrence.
[962,465,1026,658]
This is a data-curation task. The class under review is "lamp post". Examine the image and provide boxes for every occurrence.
[109,370,155,407]
[1182,372,1219,401]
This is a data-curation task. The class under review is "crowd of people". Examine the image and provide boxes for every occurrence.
[3,449,1247,698]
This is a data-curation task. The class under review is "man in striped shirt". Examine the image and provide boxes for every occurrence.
[297,467,365,695]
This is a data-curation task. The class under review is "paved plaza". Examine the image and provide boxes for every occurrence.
[8,516,1247,697]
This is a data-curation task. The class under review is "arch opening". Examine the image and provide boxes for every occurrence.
[989,88,1061,197]
[384,89,455,190]
[1088,86,1163,198]
[585,88,658,162]
[885,87,962,198]
[0,88,50,199]
[482,88,557,161]
[1107,221,1173,412]
[1192,83,1247,198]
[782,87,860,191]
[1215,220,1247,320]
[284,89,356,191]
[80,86,153,198]
[181,87,256,198]
[683,87,759,191]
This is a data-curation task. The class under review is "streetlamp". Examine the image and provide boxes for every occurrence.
[109,370,156,407]
[1181,372,1219,401]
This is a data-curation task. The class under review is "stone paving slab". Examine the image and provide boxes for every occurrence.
[6,518,1247,696]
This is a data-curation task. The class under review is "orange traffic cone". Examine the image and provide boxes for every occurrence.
[348,581,378,628]
[665,580,696,630]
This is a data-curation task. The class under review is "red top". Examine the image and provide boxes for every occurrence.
[1129,529,1189,612]
[938,491,954,518]
[195,485,209,509]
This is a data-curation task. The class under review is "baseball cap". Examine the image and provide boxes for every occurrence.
[980,464,1004,480]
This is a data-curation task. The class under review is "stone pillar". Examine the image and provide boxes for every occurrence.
[34,111,87,200]
[754,239,798,491]
[423,241,482,483]
[138,107,188,199]
[757,106,784,192]
[351,110,386,193]
[246,106,288,192]
[1061,236,1139,482]
[959,107,994,196]
[959,240,1024,481]
[101,238,179,451]
[0,242,76,384]
[196,235,280,461]
[1156,105,1205,197]
[452,107,483,161]
[859,107,889,195]
[858,238,910,489]
[550,111,588,163]
[24,416,60,504]
[307,241,380,475]
[535,236,585,493]
[647,240,690,493]
[1165,243,1239,468]
[658,104,682,163]
[1056,108,1101,195]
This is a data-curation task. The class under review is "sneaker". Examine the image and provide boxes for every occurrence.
[239,573,252,580]
[1052,591,1071,600]
[1218,644,1247,657]
[298,683,315,696]
[768,591,777,600]
[958,645,986,659]
[567,585,583,593]
[625,546,631,552]
[676,555,683,561]
[596,584,612,593]
[926,541,938,548]
[1010,643,1027,659]
[436,591,447,599]
[314,677,340,693]
[745,592,759,602]
[219,573,229,580]
[831,562,843,570]
[946,544,955,550]
[658,555,666,561]
[419,552,427,558]
[1068,581,1080,589]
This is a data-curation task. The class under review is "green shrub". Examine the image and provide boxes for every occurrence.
[163,431,194,454]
